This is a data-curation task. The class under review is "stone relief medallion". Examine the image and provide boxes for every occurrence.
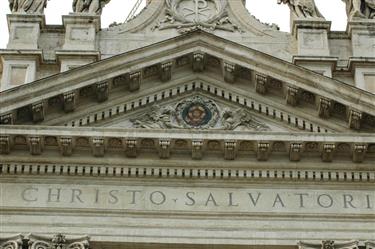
[130,96,270,131]
[153,0,243,33]
[176,96,219,128]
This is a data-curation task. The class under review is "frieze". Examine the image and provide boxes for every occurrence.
[0,183,374,216]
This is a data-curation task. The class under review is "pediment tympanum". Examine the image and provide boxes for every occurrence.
[100,94,287,132]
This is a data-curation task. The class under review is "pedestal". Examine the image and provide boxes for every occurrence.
[0,50,42,91]
[292,19,334,77]
[6,14,45,50]
[347,20,375,58]
[292,19,331,57]
[62,14,100,51]
[347,20,375,93]
[59,14,101,72]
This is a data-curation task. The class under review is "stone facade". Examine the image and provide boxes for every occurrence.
[0,0,374,248]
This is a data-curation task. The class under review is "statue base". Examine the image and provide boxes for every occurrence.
[60,14,101,72]
[347,19,375,58]
[6,14,45,50]
[347,19,375,93]
[62,14,101,51]
[291,19,331,57]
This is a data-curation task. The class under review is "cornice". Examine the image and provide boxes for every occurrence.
[0,32,374,132]
[1,126,374,164]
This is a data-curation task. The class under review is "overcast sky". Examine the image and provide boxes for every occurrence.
[0,0,348,48]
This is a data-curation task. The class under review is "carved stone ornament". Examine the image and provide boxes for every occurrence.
[0,235,24,249]
[176,96,220,128]
[366,241,375,249]
[27,234,90,249]
[131,96,270,131]
[152,0,243,33]
[298,240,359,249]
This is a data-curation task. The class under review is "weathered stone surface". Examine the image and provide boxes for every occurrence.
[0,0,375,246]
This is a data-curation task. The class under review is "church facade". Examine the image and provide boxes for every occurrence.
[0,1,374,249]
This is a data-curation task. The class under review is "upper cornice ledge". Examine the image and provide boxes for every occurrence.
[0,31,374,116]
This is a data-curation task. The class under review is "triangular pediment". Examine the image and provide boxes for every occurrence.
[0,31,374,133]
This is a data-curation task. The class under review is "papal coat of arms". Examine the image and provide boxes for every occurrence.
[153,0,242,33]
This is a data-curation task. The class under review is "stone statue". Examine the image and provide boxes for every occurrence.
[342,0,375,20]
[72,0,111,15]
[9,0,48,14]
[278,0,325,19]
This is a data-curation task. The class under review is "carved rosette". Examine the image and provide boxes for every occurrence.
[176,96,220,129]
[153,0,242,33]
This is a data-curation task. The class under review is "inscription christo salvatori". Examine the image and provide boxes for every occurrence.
[2,184,373,214]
